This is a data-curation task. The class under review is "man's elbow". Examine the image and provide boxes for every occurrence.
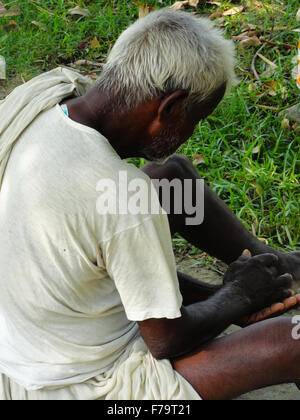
[145,340,173,360]
[138,316,188,360]
[145,336,188,360]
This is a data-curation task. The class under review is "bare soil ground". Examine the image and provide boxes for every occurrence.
[0,77,24,100]
[176,254,300,400]
[0,79,10,99]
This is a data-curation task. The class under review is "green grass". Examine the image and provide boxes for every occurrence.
[0,0,299,251]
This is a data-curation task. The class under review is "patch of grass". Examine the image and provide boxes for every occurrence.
[0,0,299,251]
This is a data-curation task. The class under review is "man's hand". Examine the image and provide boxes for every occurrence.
[276,251,300,288]
[237,294,300,327]
[223,250,294,315]
[224,249,300,325]
[139,251,296,360]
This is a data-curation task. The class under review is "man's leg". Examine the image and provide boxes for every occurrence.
[171,316,300,400]
[141,154,271,265]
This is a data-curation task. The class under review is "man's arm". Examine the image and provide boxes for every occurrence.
[139,254,293,360]
[138,282,248,360]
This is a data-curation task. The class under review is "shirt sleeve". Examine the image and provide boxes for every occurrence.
[100,213,183,321]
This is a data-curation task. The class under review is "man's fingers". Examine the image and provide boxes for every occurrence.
[252,304,284,323]
[237,249,252,262]
[283,294,300,309]
[238,293,300,327]
[275,273,293,289]
[252,253,279,267]
[242,249,252,257]
[282,295,298,310]
[279,288,293,300]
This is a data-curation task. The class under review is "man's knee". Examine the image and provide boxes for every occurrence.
[142,154,193,180]
[166,153,191,172]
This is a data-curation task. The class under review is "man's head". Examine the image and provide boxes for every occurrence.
[95,8,237,161]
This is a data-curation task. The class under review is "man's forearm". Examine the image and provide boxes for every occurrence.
[145,282,249,360]
[172,283,249,358]
[179,183,272,264]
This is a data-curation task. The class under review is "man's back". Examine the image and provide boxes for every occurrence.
[0,105,141,389]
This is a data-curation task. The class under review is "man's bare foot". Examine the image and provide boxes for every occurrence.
[237,294,300,327]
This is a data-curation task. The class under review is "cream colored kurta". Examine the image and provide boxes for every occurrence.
[0,86,200,399]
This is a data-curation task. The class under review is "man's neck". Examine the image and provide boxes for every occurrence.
[61,88,145,159]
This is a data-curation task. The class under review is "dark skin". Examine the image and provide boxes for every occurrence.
[62,83,300,399]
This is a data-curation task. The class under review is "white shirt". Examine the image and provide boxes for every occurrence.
[0,105,182,390]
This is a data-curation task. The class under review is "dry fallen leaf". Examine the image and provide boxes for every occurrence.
[247,81,258,93]
[237,36,261,49]
[68,6,91,17]
[273,26,288,31]
[261,65,277,78]
[209,11,223,20]
[259,36,295,50]
[265,81,287,99]
[279,104,300,124]
[232,35,251,41]
[188,0,199,6]
[170,0,199,10]
[192,154,206,165]
[90,37,100,48]
[3,19,19,32]
[257,53,277,78]
[242,24,259,31]
[296,8,300,22]
[223,6,244,16]
[138,4,155,18]
[257,53,277,68]
[0,55,6,80]
[170,1,188,10]
[246,30,258,37]
[281,118,290,129]
[0,5,20,17]
[31,20,46,31]
[88,73,99,80]
[257,104,278,112]
[74,59,103,68]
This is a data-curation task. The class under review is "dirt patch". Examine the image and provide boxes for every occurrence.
[0,76,26,100]
[0,81,8,100]
[175,254,300,400]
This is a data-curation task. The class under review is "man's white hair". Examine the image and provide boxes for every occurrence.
[96,8,237,111]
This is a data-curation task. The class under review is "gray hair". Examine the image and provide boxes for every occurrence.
[96,8,237,112]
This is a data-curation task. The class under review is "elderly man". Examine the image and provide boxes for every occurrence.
[0,8,299,400]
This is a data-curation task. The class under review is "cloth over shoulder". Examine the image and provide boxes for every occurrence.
[0,67,94,189]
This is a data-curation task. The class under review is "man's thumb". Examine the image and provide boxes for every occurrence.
[238,249,252,261]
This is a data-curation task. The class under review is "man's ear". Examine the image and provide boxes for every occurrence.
[157,90,189,122]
